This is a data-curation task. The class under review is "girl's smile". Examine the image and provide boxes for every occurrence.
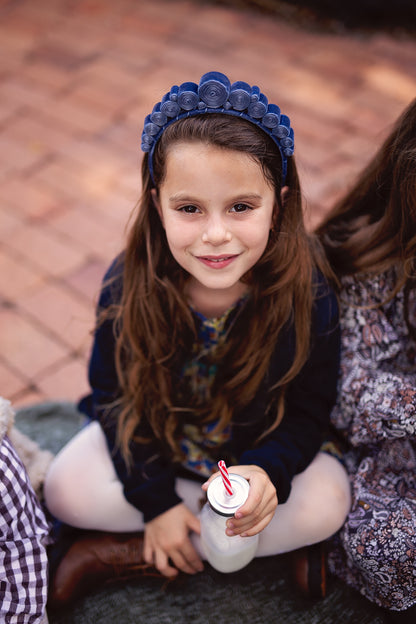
[196,254,240,269]
[153,141,276,315]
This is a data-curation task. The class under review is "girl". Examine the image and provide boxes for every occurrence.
[44,72,350,606]
[317,98,416,622]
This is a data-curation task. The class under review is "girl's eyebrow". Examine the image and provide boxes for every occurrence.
[168,193,198,202]
[168,192,264,203]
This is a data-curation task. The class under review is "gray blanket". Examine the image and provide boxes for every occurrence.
[15,402,386,624]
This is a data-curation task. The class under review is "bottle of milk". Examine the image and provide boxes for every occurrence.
[200,472,259,573]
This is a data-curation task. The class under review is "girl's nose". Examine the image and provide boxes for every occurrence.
[201,217,232,244]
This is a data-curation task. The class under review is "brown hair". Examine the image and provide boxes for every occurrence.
[107,114,329,463]
[317,98,416,283]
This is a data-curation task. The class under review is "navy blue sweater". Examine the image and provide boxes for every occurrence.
[79,259,340,522]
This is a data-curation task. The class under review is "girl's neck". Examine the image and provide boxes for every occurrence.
[186,279,249,319]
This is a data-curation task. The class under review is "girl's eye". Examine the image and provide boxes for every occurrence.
[230,203,252,213]
[178,205,200,214]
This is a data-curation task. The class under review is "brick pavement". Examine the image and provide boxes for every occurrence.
[0,0,415,408]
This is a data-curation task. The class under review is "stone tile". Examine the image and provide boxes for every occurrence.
[363,65,416,105]
[43,96,112,135]
[0,178,64,219]
[0,307,68,379]
[18,281,94,353]
[0,248,43,299]
[4,221,86,277]
[0,208,24,240]
[0,359,28,399]
[26,41,98,72]
[1,76,54,112]
[0,134,47,172]
[48,205,125,262]
[11,390,47,408]
[2,110,75,156]
[35,356,90,402]
[32,156,119,205]
[64,258,108,303]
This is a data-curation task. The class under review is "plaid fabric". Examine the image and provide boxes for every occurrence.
[0,435,50,623]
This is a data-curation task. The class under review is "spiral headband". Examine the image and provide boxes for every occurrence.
[141,71,294,186]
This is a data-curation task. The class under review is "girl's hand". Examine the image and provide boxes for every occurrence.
[202,465,277,537]
[144,503,204,577]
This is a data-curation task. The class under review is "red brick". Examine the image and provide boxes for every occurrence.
[0,208,24,240]
[2,111,74,155]
[0,249,43,299]
[0,134,46,171]
[49,205,125,262]
[64,258,108,302]
[35,356,90,402]
[43,96,111,135]
[1,77,53,112]
[18,282,94,353]
[11,390,47,409]
[0,178,63,219]
[5,221,86,277]
[0,360,28,399]
[0,307,68,379]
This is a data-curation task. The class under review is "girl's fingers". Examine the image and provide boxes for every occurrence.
[143,540,154,566]
[153,548,179,578]
[228,511,275,537]
[227,496,277,535]
[201,471,220,490]
[240,513,275,537]
[236,486,277,519]
[170,544,203,575]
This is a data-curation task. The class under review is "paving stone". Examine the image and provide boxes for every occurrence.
[0,307,69,380]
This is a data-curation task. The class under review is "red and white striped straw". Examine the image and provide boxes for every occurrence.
[218,460,233,496]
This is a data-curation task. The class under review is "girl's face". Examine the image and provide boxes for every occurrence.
[153,141,276,314]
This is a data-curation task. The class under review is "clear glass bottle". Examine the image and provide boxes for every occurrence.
[200,473,259,573]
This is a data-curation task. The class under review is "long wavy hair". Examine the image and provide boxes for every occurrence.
[317,98,416,279]
[317,98,416,334]
[107,114,329,464]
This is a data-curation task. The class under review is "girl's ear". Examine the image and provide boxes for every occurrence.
[280,185,289,205]
[151,188,164,226]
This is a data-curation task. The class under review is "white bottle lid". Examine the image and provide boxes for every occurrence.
[207,473,250,517]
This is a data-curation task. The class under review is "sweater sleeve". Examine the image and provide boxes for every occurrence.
[333,366,416,446]
[239,280,340,504]
[330,292,416,446]
[79,258,182,522]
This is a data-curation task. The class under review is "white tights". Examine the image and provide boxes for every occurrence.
[44,421,351,557]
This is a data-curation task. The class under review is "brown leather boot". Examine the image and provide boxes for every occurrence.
[292,542,327,600]
[48,530,163,608]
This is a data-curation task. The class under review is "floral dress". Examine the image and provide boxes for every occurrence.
[327,268,416,611]
[178,300,245,478]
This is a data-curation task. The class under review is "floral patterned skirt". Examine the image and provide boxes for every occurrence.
[327,438,416,611]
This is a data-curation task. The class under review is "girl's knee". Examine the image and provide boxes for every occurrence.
[44,460,86,526]
[323,473,351,530]
[291,453,351,535]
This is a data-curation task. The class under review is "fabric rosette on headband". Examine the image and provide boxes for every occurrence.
[141,71,294,186]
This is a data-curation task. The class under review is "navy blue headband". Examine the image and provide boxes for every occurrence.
[141,71,294,187]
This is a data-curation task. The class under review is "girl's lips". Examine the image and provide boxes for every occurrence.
[197,254,239,269]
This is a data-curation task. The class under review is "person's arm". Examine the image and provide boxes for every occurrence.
[80,258,182,522]
[238,281,340,505]
[0,436,49,624]
[82,262,205,577]
[334,366,416,446]
[331,291,416,446]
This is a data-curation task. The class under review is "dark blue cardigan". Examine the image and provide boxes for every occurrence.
[79,259,340,522]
